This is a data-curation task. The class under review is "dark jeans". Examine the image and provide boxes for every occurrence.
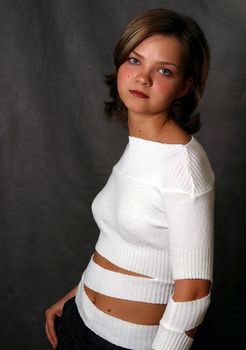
[56,297,129,350]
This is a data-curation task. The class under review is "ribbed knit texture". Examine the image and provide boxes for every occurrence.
[151,327,194,350]
[160,292,211,331]
[75,135,215,350]
[83,254,174,303]
[76,273,159,350]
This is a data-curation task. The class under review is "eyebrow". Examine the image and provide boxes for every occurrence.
[132,50,178,68]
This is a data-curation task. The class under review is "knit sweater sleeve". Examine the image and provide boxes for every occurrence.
[159,141,215,281]
[163,187,215,281]
[152,146,215,350]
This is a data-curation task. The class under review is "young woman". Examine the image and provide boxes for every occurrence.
[45,8,215,350]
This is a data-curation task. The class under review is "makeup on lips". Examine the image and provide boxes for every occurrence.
[129,90,149,98]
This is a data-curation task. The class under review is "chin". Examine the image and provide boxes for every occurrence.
[127,107,151,116]
[122,101,149,114]
[126,103,162,116]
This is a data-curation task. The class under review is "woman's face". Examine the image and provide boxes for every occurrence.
[117,34,192,119]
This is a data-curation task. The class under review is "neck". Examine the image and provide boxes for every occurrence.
[127,111,175,140]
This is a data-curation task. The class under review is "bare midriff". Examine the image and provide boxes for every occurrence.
[83,250,167,325]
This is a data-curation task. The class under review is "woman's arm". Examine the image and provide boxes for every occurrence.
[173,279,212,339]
[152,186,215,349]
[45,284,78,349]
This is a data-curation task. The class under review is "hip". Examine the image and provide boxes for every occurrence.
[57,297,128,349]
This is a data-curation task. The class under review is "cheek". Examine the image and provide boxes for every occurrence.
[117,66,131,98]
[117,65,132,86]
[154,78,181,98]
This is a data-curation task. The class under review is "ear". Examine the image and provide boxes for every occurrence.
[175,77,193,99]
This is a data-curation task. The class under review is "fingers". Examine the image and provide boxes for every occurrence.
[45,321,56,349]
[45,312,58,349]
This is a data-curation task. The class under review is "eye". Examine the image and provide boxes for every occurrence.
[159,68,172,76]
[128,57,140,65]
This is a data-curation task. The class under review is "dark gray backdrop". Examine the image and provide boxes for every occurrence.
[0,0,245,349]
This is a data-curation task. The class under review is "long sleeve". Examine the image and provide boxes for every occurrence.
[164,188,215,281]
[152,187,215,350]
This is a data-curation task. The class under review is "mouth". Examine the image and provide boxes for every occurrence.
[129,90,149,99]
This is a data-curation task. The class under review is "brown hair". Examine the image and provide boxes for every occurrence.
[104,8,210,133]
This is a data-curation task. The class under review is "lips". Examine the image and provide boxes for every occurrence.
[129,90,149,98]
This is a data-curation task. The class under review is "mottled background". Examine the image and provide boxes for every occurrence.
[0,0,245,349]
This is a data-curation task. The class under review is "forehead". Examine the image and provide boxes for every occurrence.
[133,34,183,63]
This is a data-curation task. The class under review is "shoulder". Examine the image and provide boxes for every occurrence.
[160,135,215,196]
[185,137,215,195]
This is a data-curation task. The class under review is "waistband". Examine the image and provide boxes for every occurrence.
[75,272,159,350]
[83,254,174,304]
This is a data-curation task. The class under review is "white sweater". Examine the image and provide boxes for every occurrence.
[75,134,215,350]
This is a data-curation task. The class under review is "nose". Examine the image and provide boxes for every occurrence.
[136,70,152,86]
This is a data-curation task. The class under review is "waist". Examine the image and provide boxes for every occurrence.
[83,284,167,325]
[75,274,159,350]
[83,253,175,304]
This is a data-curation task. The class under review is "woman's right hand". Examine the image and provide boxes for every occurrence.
[45,297,65,349]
